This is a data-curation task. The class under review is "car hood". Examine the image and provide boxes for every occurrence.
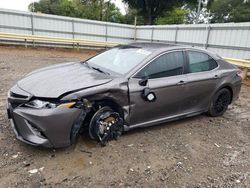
[17,62,113,98]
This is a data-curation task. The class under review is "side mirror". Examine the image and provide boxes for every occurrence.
[139,78,148,86]
[142,88,156,102]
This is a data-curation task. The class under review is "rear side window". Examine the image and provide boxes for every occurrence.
[188,51,218,73]
[135,51,185,79]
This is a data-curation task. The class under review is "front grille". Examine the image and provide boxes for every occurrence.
[10,101,23,109]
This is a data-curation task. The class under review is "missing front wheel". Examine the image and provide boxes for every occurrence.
[89,107,123,146]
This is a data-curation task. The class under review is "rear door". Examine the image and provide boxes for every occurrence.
[128,50,188,126]
[182,50,220,113]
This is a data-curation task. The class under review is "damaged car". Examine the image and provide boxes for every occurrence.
[7,43,242,148]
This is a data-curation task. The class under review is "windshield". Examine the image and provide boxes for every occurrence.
[87,46,152,75]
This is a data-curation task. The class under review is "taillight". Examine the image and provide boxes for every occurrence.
[236,70,244,80]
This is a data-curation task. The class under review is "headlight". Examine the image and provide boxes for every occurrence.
[25,100,57,109]
[25,100,75,109]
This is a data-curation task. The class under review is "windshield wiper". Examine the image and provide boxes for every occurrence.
[83,61,110,75]
[91,66,110,75]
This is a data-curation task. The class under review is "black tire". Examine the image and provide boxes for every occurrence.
[89,106,123,146]
[208,88,231,117]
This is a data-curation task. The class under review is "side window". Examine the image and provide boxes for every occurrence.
[135,51,184,79]
[188,51,218,73]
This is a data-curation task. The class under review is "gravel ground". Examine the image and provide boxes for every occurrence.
[0,46,249,188]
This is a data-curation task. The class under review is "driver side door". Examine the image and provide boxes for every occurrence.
[128,50,188,127]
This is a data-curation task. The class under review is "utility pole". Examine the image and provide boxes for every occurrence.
[106,1,110,22]
[196,0,202,24]
[32,2,35,12]
[134,16,137,41]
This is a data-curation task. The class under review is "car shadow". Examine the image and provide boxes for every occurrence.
[75,113,209,148]
[123,113,207,137]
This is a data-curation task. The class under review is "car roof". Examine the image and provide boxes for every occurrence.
[127,42,186,51]
[125,42,221,60]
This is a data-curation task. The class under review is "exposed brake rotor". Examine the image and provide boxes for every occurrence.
[89,107,123,146]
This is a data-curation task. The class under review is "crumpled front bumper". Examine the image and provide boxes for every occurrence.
[7,86,82,148]
[8,110,52,147]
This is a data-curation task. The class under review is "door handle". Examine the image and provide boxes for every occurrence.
[214,75,219,79]
[176,80,186,86]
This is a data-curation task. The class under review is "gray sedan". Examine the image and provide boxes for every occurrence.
[7,43,242,148]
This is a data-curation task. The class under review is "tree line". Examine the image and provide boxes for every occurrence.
[29,0,250,25]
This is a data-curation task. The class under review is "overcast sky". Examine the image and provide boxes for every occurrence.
[0,0,126,14]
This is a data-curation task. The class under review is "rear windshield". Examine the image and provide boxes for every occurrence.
[87,46,152,75]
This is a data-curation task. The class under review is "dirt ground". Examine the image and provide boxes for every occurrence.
[0,46,249,188]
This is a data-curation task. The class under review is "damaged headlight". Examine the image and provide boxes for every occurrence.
[25,99,76,109]
[25,100,57,109]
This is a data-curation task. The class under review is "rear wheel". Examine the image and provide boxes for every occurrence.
[89,107,123,146]
[208,88,231,117]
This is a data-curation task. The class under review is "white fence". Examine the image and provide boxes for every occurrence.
[1,8,250,59]
[136,24,250,59]
[0,8,134,44]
